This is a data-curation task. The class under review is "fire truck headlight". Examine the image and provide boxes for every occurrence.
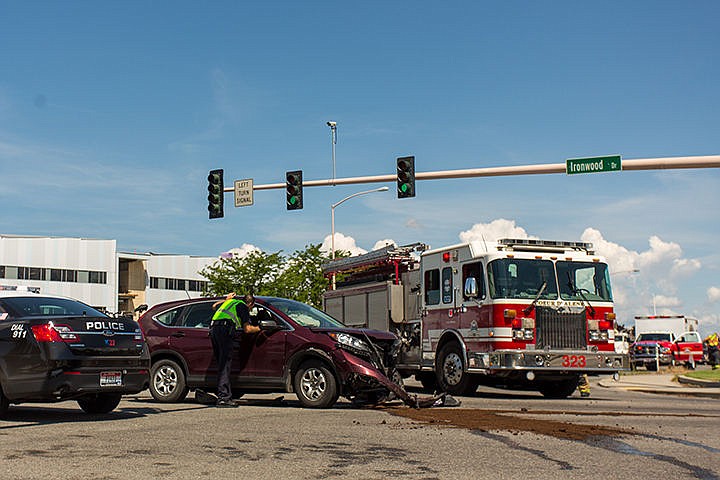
[513,330,524,340]
[589,331,600,341]
[523,329,534,340]
[600,331,609,341]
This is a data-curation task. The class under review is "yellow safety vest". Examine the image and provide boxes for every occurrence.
[212,299,244,328]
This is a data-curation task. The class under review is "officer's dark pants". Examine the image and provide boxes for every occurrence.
[709,346,720,367]
[210,322,235,402]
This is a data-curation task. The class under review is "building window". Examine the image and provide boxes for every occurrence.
[88,271,107,284]
[18,267,45,281]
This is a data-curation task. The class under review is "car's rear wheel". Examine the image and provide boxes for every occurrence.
[150,359,189,403]
[294,360,338,409]
[77,393,122,414]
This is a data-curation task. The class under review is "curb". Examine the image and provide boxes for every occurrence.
[677,375,720,388]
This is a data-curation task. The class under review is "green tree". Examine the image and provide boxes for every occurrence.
[201,249,284,297]
[277,244,330,307]
[200,244,333,308]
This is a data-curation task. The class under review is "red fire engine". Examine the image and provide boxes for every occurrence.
[323,238,629,398]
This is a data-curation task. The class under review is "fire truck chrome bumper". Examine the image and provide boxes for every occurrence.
[466,350,629,372]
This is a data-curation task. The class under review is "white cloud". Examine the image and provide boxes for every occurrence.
[651,295,682,309]
[405,218,421,229]
[372,239,397,251]
[670,258,701,277]
[221,243,260,259]
[320,233,367,257]
[458,219,533,243]
[708,287,720,303]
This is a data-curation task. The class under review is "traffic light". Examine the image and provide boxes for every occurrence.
[396,156,415,198]
[286,170,303,210]
[207,169,224,219]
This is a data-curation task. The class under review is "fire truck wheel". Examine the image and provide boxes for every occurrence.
[538,376,579,399]
[436,343,478,396]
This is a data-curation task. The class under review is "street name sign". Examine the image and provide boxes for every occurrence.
[566,155,622,175]
[234,179,254,207]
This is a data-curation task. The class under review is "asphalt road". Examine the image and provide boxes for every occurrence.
[1,377,718,480]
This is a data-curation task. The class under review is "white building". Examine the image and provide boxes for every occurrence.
[0,235,217,315]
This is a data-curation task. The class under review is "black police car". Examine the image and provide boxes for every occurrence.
[0,290,150,417]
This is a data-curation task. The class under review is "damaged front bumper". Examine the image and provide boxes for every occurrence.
[334,348,458,408]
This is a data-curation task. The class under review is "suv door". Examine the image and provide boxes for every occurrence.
[235,305,288,384]
[168,301,216,384]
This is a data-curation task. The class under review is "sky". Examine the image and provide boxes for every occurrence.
[1,1,719,335]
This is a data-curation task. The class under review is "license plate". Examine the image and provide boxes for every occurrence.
[100,371,122,387]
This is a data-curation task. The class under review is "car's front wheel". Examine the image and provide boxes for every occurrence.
[77,393,122,414]
[294,360,338,409]
[150,359,189,403]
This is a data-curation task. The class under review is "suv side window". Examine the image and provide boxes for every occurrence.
[179,302,214,328]
[154,307,184,326]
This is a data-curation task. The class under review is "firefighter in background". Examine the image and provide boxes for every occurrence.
[577,374,591,397]
[704,332,719,369]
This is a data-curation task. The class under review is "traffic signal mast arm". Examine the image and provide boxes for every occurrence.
[248,154,720,191]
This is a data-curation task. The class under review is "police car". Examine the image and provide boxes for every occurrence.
[0,288,150,417]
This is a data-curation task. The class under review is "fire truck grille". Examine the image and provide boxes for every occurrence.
[535,307,587,350]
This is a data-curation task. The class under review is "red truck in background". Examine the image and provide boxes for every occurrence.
[631,315,704,370]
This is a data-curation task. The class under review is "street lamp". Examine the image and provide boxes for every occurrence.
[330,186,389,288]
[327,121,337,185]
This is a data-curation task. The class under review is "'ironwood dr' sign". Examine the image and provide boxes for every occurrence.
[566,155,622,175]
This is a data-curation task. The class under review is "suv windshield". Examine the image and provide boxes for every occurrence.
[636,333,673,342]
[487,259,558,300]
[266,298,345,328]
[557,261,613,302]
[0,296,108,318]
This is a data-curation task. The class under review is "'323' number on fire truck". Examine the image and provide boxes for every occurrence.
[562,355,586,368]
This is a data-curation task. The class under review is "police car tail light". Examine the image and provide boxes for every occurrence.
[31,323,78,342]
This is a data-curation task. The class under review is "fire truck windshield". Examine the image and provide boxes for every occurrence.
[557,261,613,302]
[487,259,558,300]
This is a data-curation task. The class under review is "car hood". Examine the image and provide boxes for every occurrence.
[309,327,397,341]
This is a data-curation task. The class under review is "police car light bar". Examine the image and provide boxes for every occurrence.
[498,238,594,252]
[0,285,41,293]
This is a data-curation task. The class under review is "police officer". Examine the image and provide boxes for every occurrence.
[210,292,260,407]
[704,332,719,369]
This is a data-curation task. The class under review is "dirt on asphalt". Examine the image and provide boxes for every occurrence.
[386,408,631,441]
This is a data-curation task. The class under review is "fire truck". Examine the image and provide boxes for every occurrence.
[323,238,629,398]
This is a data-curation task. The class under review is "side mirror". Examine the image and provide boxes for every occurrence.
[464,277,479,299]
[259,319,283,331]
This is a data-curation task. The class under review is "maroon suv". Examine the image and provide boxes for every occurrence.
[137,296,401,408]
